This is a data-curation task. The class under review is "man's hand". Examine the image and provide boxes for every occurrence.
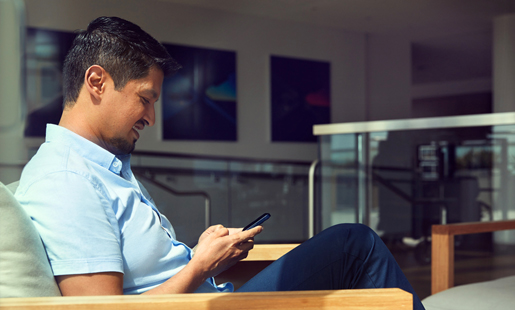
[190,224,262,279]
[197,225,243,245]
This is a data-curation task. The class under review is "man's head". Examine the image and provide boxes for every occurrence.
[63,16,179,107]
[60,17,180,155]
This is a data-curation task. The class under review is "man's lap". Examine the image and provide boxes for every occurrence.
[237,224,425,310]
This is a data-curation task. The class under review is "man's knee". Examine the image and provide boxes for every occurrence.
[326,223,376,238]
[320,223,379,250]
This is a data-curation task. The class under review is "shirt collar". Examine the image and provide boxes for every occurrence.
[45,124,130,175]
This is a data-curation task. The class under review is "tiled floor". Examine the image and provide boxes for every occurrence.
[388,241,515,300]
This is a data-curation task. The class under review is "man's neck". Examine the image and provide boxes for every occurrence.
[59,104,111,153]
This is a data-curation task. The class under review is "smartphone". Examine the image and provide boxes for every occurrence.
[243,213,271,231]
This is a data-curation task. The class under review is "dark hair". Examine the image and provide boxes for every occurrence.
[63,16,180,107]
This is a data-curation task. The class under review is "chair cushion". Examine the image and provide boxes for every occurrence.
[422,275,515,310]
[0,181,61,297]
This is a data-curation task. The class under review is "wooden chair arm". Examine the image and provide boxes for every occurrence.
[431,219,515,295]
[243,244,299,261]
[0,243,414,309]
[216,244,300,289]
[0,288,413,310]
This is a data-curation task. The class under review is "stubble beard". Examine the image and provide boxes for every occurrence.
[108,137,136,155]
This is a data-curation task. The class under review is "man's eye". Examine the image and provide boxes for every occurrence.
[141,97,150,105]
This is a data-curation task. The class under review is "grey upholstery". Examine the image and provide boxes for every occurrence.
[0,181,61,297]
[422,275,515,310]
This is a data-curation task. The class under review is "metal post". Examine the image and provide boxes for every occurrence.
[308,159,320,238]
[205,199,210,229]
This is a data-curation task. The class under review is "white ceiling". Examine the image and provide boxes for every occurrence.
[158,0,515,84]
[157,0,515,39]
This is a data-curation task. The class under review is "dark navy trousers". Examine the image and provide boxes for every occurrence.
[237,224,425,310]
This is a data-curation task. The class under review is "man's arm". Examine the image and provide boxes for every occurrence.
[56,272,124,295]
[56,225,262,296]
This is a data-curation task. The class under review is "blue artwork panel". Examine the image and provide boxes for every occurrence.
[24,28,76,137]
[271,55,331,142]
[162,43,237,141]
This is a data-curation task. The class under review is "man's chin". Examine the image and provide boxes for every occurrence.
[107,138,136,155]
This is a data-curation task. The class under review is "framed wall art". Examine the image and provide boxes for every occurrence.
[270,55,330,142]
[162,43,237,141]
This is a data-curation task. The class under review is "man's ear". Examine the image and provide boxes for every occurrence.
[84,65,107,102]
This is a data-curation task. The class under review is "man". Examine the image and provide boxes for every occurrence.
[15,16,425,309]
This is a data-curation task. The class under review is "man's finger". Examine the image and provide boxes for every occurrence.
[233,226,262,243]
[228,227,243,235]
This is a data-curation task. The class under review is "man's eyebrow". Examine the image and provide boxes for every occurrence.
[140,89,159,100]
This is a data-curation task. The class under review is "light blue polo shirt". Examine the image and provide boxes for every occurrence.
[15,124,233,294]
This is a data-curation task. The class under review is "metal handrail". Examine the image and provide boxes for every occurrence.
[130,165,310,180]
[133,150,312,166]
[308,159,319,238]
[132,152,313,233]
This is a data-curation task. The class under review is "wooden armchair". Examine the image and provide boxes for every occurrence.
[0,181,412,309]
[423,219,515,310]
[0,243,412,309]
[431,219,515,294]
[0,289,413,310]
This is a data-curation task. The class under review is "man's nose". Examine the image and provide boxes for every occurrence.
[144,103,155,127]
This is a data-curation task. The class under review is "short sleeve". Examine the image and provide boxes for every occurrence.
[17,172,124,276]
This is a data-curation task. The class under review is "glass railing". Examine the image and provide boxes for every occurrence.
[131,152,312,247]
[314,112,515,255]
